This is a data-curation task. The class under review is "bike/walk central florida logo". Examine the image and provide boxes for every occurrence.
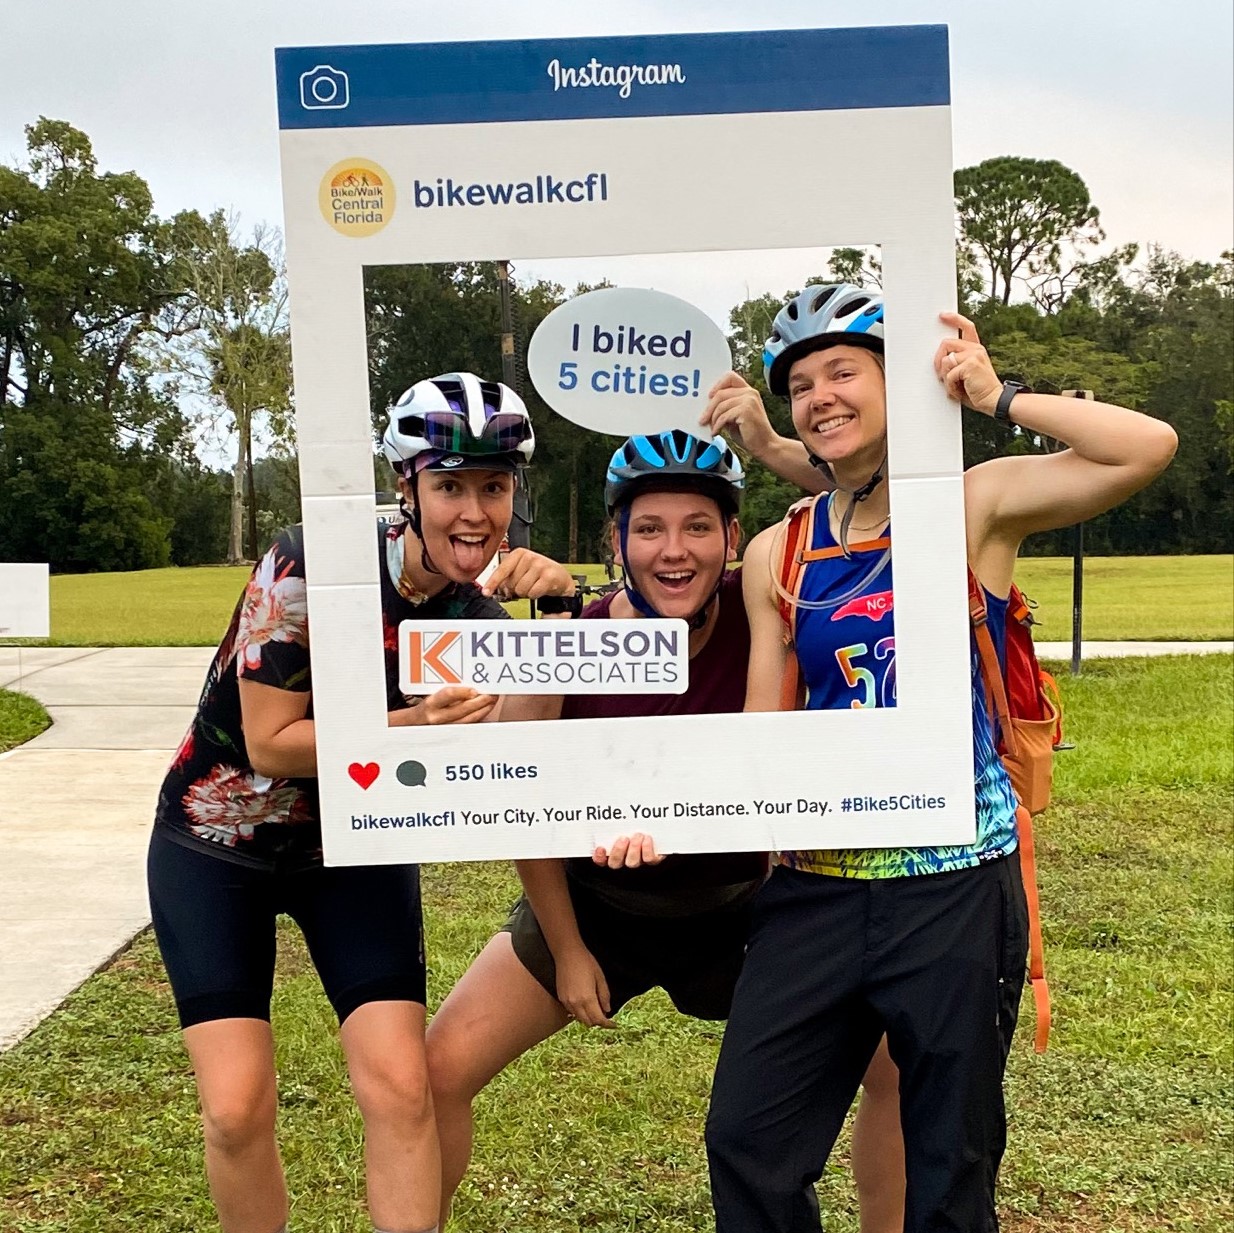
[319,158,395,237]
[399,619,689,695]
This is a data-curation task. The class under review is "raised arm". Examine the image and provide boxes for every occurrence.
[742,525,793,712]
[702,372,830,494]
[940,313,1178,594]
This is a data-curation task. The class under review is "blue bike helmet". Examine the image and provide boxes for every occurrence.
[605,430,744,517]
[605,430,744,625]
[763,284,885,397]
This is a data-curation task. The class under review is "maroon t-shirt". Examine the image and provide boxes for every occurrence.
[563,569,768,915]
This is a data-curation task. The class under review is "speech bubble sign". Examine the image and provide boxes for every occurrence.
[527,286,731,438]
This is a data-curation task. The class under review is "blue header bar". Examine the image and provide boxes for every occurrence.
[276,26,949,130]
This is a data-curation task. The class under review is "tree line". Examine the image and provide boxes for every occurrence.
[1,123,1229,572]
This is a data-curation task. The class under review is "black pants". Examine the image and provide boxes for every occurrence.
[148,826,427,1029]
[706,854,1028,1233]
[503,881,755,1020]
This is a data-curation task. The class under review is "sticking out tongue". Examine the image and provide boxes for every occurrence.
[449,535,490,577]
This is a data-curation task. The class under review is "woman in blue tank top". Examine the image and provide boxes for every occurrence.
[703,284,1179,1233]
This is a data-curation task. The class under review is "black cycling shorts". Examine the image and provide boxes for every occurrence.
[147,826,427,1030]
[503,878,755,1021]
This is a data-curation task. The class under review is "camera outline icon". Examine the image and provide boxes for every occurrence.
[300,65,350,111]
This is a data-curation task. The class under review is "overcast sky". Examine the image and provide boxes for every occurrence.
[3,0,1230,264]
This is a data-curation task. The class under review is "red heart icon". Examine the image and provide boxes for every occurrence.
[348,762,380,790]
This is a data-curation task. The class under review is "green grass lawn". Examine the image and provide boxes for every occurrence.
[1012,555,1233,642]
[0,655,1230,1231]
[2,555,1231,646]
[0,689,50,754]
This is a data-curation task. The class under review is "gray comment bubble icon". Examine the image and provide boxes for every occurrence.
[396,760,428,787]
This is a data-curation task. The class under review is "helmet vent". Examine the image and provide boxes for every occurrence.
[834,296,871,320]
[810,286,840,314]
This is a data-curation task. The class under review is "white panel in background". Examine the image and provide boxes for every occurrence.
[0,564,51,639]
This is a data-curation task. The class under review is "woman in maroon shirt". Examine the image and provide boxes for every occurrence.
[426,430,904,1231]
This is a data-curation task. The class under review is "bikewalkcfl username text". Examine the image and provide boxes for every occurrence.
[352,791,947,830]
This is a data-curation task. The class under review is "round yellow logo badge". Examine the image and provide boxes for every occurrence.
[319,159,395,237]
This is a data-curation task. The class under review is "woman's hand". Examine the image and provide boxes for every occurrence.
[700,371,829,493]
[934,312,1003,415]
[390,685,498,726]
[555,946,615,1027]
[701,371,777,455]
[482,548,576,601]
[592,833,664,869]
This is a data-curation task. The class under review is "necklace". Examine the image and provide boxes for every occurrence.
[397,567,430,605]
[832,506,890,533]
[384,527,430,605]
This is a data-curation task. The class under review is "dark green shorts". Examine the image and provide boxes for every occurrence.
[502,880,757,1021]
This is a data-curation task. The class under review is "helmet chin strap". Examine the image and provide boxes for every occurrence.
[809,449,888,558]
[402,468,441,576]
[617,506,722,631]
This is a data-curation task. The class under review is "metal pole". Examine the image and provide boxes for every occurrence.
[496,260,533,552]
[496,260,517,390]
[1062,390,1095,675]
[1071,520,1084,676]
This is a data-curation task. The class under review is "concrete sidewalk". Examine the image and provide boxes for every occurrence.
[1036,640,1233,659]
[0,646,213,1049]
[0,639,1230,1050]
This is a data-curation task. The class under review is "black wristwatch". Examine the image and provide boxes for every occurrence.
[535,593,584,618]
[994,381,1030,425]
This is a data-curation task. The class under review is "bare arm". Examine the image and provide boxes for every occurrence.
[938,313,1178,595]
[701,372,830,494]
[515,858,613,1027]
[497,694,565,722]
[240,680,501,778]
[239,679,316,777]
[742,526,793,712]
[756,435,830,494]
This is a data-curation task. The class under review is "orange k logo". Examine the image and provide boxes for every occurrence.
[406,629,463,686]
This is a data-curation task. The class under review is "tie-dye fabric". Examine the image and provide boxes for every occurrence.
[781,495,1019,879]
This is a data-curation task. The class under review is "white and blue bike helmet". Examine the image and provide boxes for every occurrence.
[763,283,884,397]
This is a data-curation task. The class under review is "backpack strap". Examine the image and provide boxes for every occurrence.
[799,535,891,564]
[968,568,1019,759]
[1016,805,1052,1053]
[1039,669,1064,748]
[775,501,816,710]
[971,569,1052,1052]
[776,499,816,639]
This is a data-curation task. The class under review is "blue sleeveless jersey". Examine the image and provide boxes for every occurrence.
[784,495,1019,879]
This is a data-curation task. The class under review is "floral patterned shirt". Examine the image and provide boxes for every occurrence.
[154,521,507,870]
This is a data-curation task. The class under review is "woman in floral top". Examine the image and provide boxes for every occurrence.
[149,373,573,1233]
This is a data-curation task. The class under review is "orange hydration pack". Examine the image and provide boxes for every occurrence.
[774,502,1061,1052]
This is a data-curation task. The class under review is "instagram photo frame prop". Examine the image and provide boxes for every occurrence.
[275,25,974,865]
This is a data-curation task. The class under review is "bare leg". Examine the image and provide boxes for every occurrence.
[853,1036,906,1233]
[183,1018,287,1233]
[341,1001,440,1232]
[426,933,572,1229]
